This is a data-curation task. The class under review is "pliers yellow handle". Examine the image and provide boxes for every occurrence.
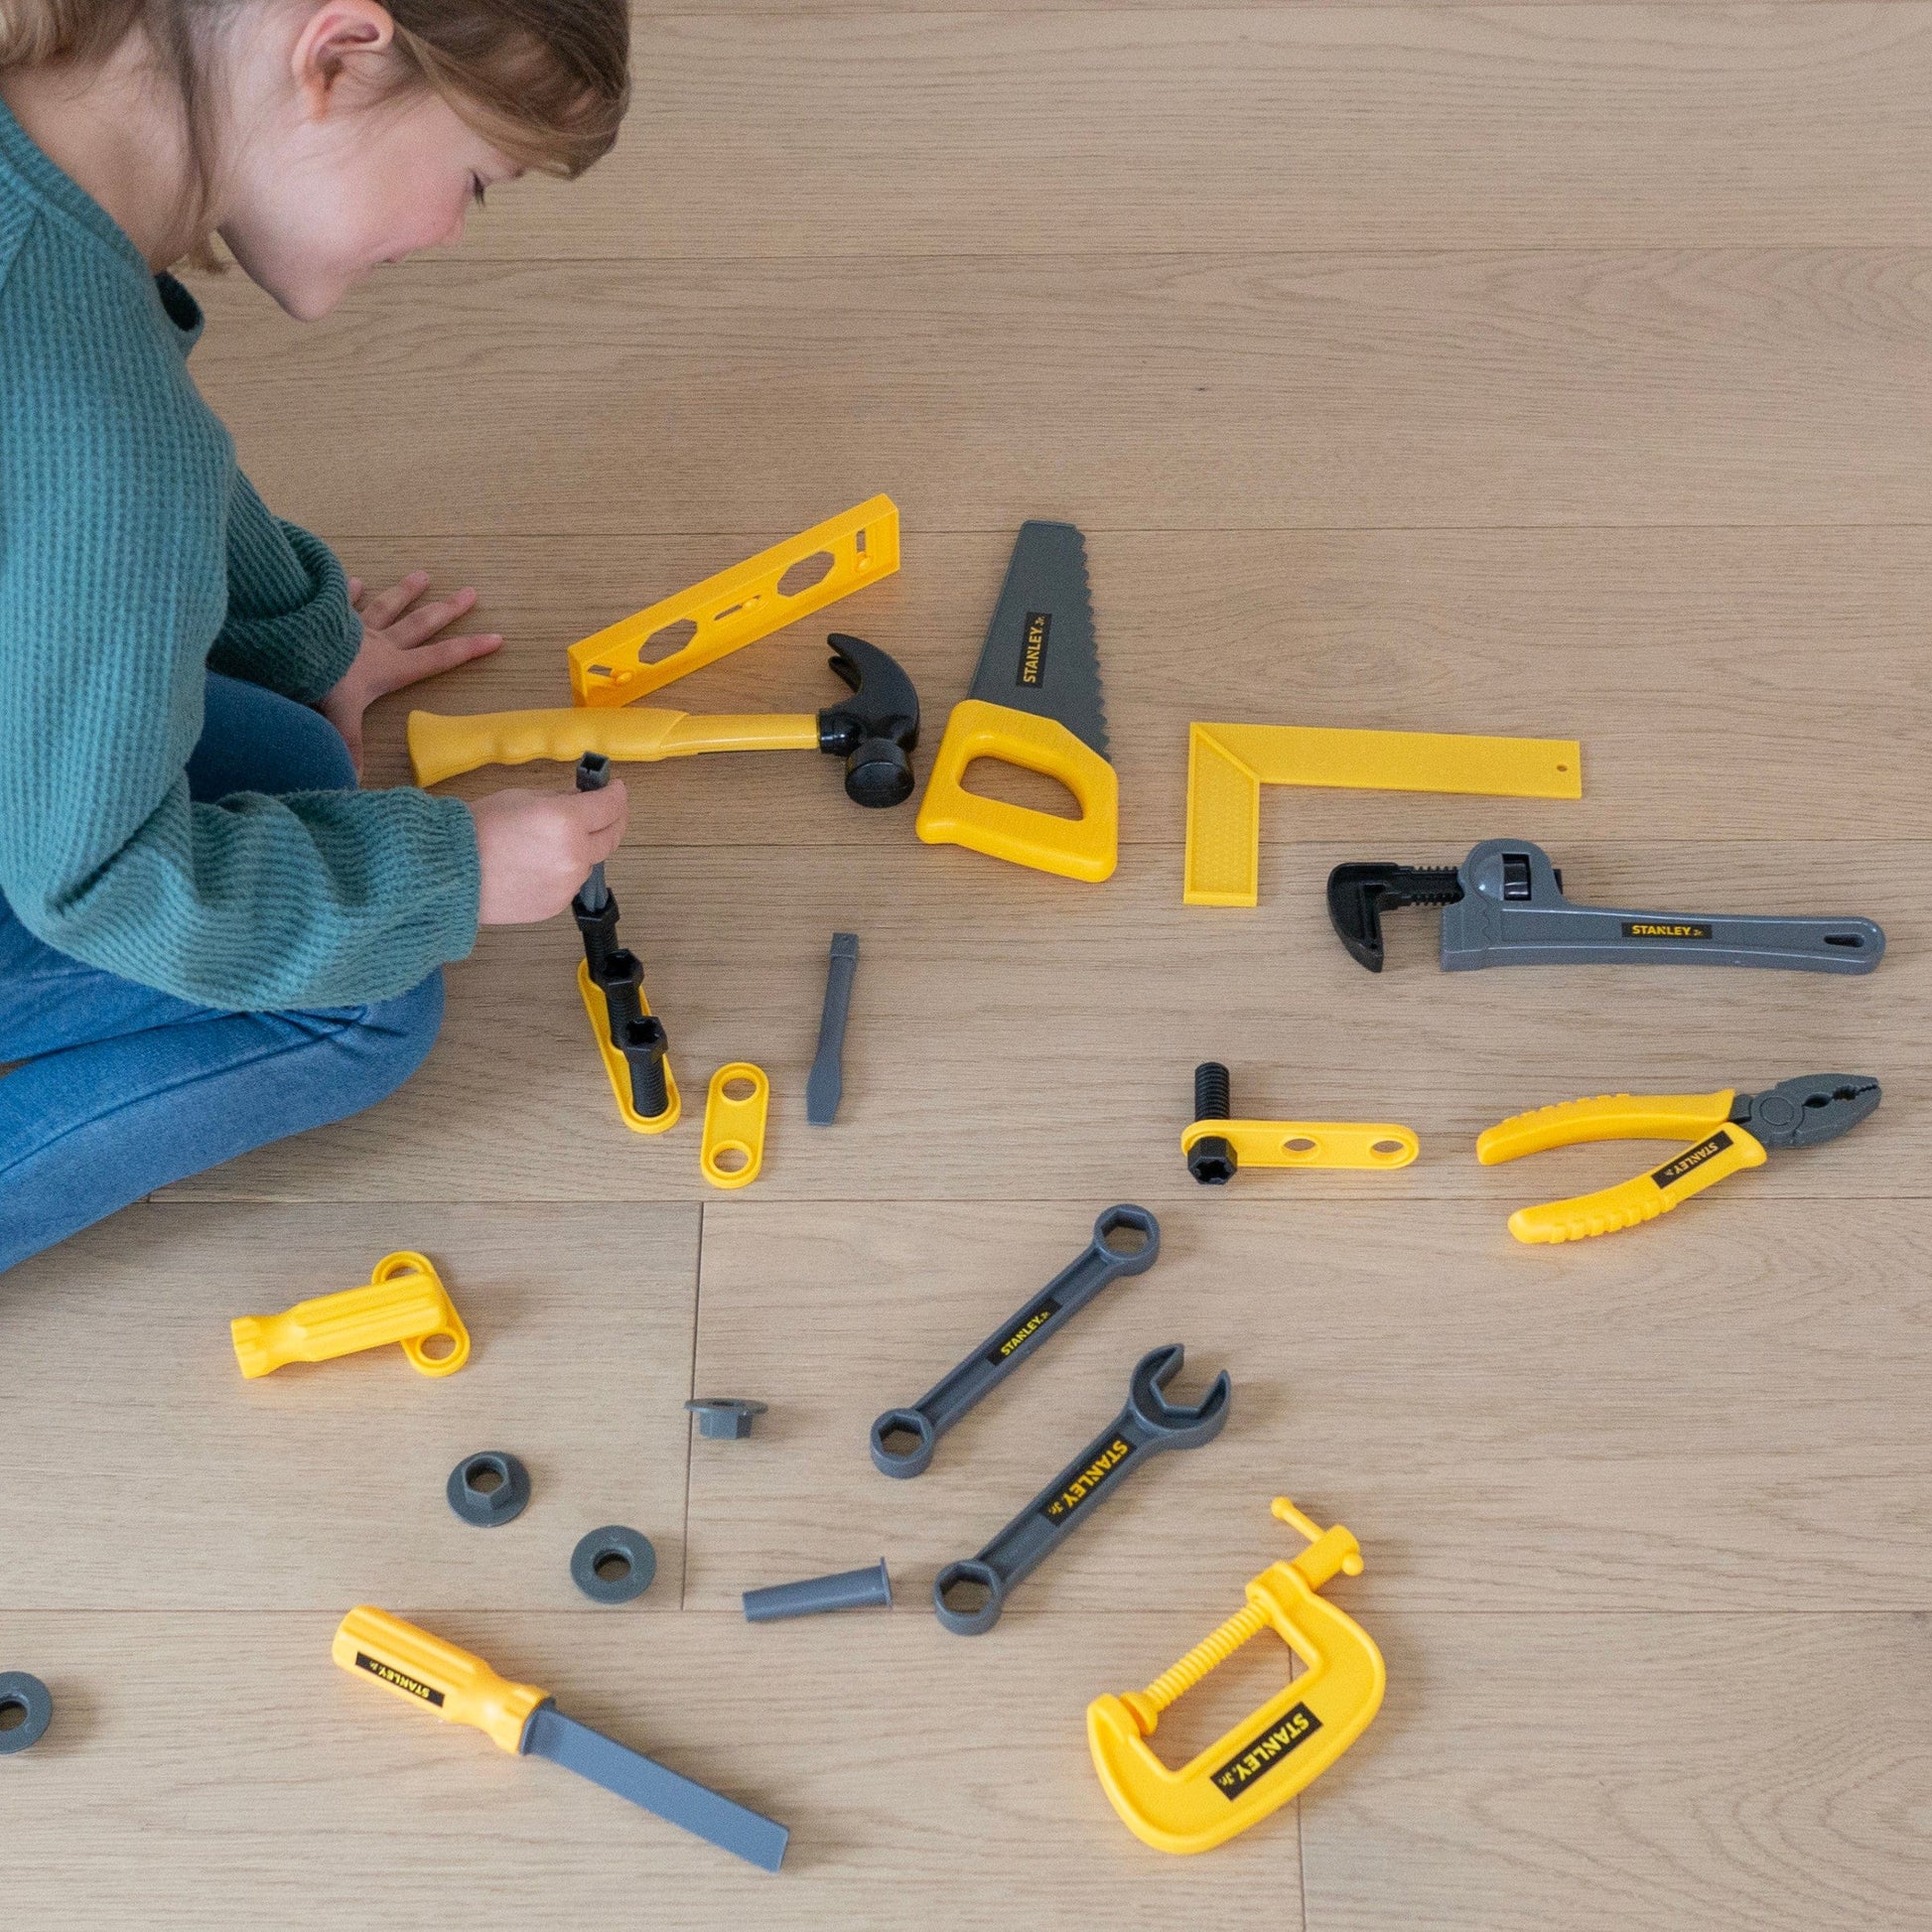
[1476,1089,1767,1244]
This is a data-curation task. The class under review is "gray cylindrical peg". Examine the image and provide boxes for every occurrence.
[742,1559,893,1622]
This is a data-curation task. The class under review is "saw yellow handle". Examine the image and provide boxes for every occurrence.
[1506,1125,1767,1244]
[230,1251,469,1379]
[333,1606,548,1756]
[407,706,818,787]
[915,698,1118,883]
[1476,1090,1737,1165]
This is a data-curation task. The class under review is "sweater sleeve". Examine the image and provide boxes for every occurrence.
[0,228,482,1012]
[207,468,363,703]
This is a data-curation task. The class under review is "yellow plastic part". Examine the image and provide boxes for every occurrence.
[569,495,900,708]
[701,1062,768,1189]
[914,698,1119,883]
[230,1251,469,1379]
[1477,1090,1768,1244]
[333,1606,548,1757]
[577,960,680,1134]
[408,705,817,788]
[1183,720,1584,907]
[1181,1118,1419,1171]
[1088,1498,1385,1856]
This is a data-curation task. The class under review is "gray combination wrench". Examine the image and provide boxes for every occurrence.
[870,1204,1161,1479]
[1328,838,1884,975]
[932,1344,1230,1635]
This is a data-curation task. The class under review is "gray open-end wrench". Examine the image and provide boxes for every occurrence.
[932,1344,1230,1635]
[870,1205,1161,1479]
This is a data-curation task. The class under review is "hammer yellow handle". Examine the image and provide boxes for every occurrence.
[334,1606,548,1755]
[407,707,818,787]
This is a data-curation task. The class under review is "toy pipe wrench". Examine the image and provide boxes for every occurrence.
[1478,1073,1880,1244]
[915,520,1118,882]
[333,1607,788,1871]
[1328,838,1883,974]
[408,634,919,808]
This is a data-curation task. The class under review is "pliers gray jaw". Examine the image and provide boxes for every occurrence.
[1731,1075,1882,1152]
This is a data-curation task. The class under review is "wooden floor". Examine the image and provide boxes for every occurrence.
[9,3,1932,1924]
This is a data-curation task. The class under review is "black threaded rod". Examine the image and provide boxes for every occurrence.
[1188,1061,1237,1185]
[621,1015,670,1119]
[597,949,644,1038]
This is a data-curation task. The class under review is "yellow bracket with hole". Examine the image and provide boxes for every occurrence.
[1181,1118,1419,1171]
[1088,1498,1385,1855]
[701,1062,768,1188]
[1183,721,1583,907]
[578,961,680,1134]
[230,1251,470,1379]
[568,496,900,708]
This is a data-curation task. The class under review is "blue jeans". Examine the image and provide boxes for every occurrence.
[0,674,444,1274]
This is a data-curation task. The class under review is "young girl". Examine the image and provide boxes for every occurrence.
[0,0,631,1272]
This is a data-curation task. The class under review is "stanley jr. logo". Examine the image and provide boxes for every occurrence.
[1040,1437,1132,1521]
[1621,920,1712,940]
[1211,1701,1323,1798]
[1016,611,1051,687]
[1651,1129,1733,1189]
[354,1653,445,1707]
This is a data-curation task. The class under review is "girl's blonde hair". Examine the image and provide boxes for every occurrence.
[0,1,630,194]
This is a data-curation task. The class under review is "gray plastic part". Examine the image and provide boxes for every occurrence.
[571,1526,657,1603]
[522,1704,788,1871]
[686,1398,767,1441]
[871,1204,1161,1479]
[967,520,1107,759]
[806,932,859,1126]
[446,1450,531,1527]
[1442,839,1884,974]
[742,1560,894,1623]
[575,753,612,913]
[0,1673,52,1754]
[933,1344,1229,1636]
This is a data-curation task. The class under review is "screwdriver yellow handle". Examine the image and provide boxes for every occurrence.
[1506,1124,1768,1244]
[333,1607,549,1755]
[230,1251,469,1379]
[1476,1090,1736,1165]
[407,706,818,787]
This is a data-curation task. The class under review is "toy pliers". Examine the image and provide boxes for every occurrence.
[1478,1074,1880,1244]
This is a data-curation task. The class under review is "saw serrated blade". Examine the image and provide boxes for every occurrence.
[966,521,1107,759]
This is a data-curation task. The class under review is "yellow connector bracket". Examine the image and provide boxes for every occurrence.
[1088,1498,1385,1856]
[1184,721,1583,907]
[578,961,680,1134]
[569,496,900,709]
[230,1251,470,1380]
[1181,1118,1419,1172]
[701,1062,768,1189]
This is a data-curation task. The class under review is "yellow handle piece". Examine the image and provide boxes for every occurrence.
[569,495,899,707]
[1477,1090,1737,1165]
[915,699,1119,883]
[577,960,680,1134]
[701,1062,769,1189]
[1506,1124,1767,1244]
[1181,1118,1419,1171]
[333,1606,548,1756]
[230,1251,469,1379]
[1087,1498,1385,1856]
[407,707,817,787]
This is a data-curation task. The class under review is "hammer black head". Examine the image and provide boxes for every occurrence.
[1325,862,1465,972]
[816,633,920,807]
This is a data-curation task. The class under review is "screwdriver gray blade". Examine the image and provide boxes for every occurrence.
[806,931,859,1126]
[522,1704,789,1871]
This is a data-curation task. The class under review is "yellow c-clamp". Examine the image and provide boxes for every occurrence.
[1087,1498,1384,1855]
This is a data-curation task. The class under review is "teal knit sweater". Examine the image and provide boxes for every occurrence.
[0,94,479,1011]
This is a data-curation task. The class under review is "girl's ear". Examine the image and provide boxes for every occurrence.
[291,1,398,116]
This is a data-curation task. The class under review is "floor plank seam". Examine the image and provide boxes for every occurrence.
[680,1199,707,1613]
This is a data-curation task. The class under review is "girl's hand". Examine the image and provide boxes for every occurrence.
[322,570,504,771]
[471,783,630,924]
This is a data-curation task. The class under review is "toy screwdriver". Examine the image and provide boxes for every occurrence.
[1478,1072,1879,1244]
[333,1608,788,1871]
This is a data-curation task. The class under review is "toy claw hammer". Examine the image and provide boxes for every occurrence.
[407,634,919,808]
[1087,1499,1385,1855]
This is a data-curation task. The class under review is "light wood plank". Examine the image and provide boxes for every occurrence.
[0,1204,699,1610]
[681,1198,1932,1615]
[421,7,1932,258]
[187,249,1932,536]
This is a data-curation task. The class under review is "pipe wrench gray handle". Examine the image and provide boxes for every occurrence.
[871,1205,1160,1478]
[1443,840,1883,974]
[932,1344,1229,1635]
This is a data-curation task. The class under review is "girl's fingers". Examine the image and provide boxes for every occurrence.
[386,589,480,649]
[360,569,434,630]
[347,578,364,606]
[577,777,628,842]
[377,631,503,692]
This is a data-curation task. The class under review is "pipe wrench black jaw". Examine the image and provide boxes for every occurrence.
[1327,839,1884,976]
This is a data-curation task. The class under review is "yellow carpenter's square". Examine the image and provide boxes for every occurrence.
[333,1608,788,1870]
[1088,1499,1384,1855]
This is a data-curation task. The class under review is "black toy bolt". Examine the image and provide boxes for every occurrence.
[1188,1061,1237,1184]
[621,1014,670,1120]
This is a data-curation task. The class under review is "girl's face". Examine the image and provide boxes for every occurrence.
[217,3,523,320]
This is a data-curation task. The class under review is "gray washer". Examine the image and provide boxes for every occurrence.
[0,1673,53,1754]
[446,1451,531,1528]
[571,1526,657,1603]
